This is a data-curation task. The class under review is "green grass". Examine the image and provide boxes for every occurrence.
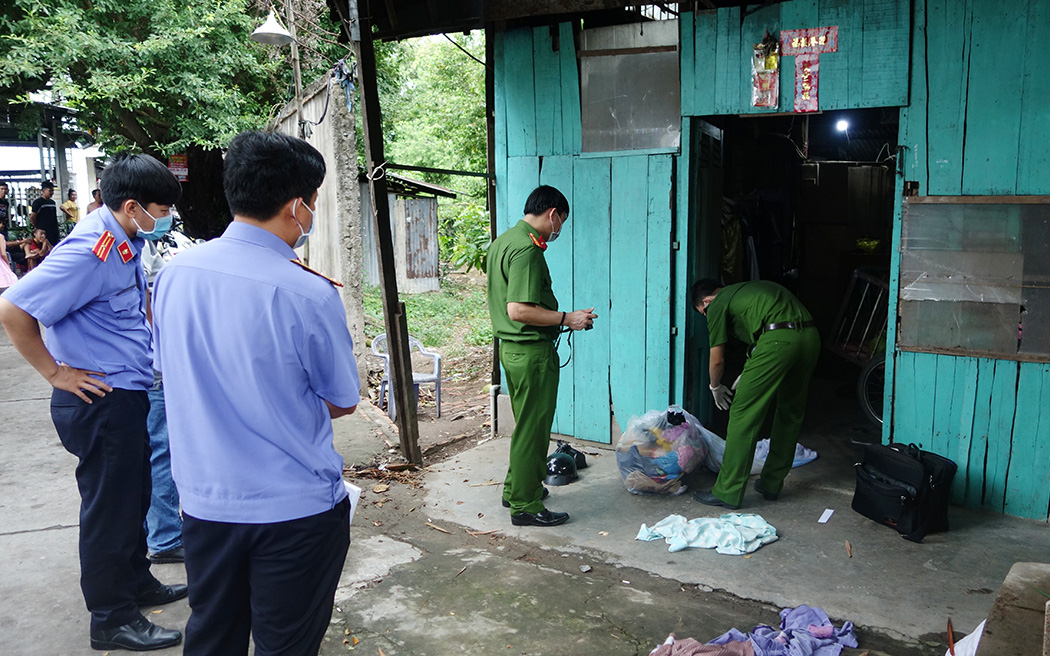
[363,276,492,360]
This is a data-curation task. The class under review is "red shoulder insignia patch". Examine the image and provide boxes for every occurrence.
[92,231,115,261]
[290,259,344,287]
[117,241,134,264]
[529,232,547,251]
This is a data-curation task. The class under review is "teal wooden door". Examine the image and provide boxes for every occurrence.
[501,153,676,443]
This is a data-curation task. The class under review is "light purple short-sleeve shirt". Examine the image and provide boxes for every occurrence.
[153,221,360,523]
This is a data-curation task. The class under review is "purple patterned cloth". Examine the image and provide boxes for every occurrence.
[708,605,858,656]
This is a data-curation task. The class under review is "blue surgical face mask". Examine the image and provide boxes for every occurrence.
[133,204,173,241]
[293,198,316,249]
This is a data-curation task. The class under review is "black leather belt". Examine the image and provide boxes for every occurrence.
[763,320,816,333]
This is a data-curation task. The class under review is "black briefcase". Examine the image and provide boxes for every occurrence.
[851,442,957,543]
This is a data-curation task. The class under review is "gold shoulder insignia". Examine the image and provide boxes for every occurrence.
[290,259,344,287]
[529,232,547,251]
[92,230,115,261]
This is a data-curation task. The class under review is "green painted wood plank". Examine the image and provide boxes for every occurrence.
[714,8,734,115]
[860,0,909,107]
[843,0,865,110]
[692,10,719,116]
[966,358,995,508]
[494,32,510,233]
[1015,0,1050,194]
[924,0,970,195]
[914,352,941,448]
[895,4,926,190]
[540,156,576,436]
[1005,362,1050,519]
[680,12,697,117]
[961,0,1026,194]
[930,355,956,456]
[609,156,650,433]
[672,121,690,405]
[816,0,851,111]
[571,157,612,441]
[777,0,819,110]
[506,157,540,228]
[558,22,582,155]
[949,356,978,506]
[984,359,1018,512]
[723,7,743,115]
[739,3,782,114]
[645,155,674,415]
[891,351,917,444]
[503,28,537,157]
[533,27,559,156]
[882,157,905,444]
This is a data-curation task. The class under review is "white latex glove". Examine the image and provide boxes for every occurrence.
[731,374,742,390]
[710,383,733,410]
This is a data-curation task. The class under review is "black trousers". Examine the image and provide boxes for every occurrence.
[51,388,158,630]
[182,498,350,656]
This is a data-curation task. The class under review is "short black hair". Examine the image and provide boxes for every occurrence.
[68,189,76,199]
[92,188,101,196]
[0,181,8,187]
[223,131,325,221]
[523,185,569,218]
[41,180,54,190]
[691,279,723,308]
[100,154,182,212]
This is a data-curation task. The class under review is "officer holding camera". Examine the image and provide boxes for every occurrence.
[486,185,596,527]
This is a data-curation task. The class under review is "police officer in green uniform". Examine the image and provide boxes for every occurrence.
[487,185,597,527]
[691,278,820,509]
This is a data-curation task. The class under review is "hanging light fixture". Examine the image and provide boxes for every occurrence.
[251,9,293,46]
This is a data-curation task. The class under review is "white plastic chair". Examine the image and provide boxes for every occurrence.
[371,333,442,421]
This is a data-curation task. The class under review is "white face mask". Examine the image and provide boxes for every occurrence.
[548,211,562,242]
[292,198,315,249]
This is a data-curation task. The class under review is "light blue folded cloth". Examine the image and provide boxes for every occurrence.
[637,513,778,555]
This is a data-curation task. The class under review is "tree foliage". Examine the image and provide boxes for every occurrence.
[0,0,347,236]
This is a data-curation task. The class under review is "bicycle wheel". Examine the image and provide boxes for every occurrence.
[857,353,886,427]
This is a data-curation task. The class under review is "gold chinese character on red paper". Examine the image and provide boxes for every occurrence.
[819,35,828,45]
[792,37,800,48]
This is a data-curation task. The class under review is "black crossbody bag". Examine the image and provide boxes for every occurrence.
[852,442,957,543]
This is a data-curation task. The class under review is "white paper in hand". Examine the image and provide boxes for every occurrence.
[343,480,362,526]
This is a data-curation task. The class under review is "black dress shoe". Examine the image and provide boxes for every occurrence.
[510,509,569,527]
[692,490,741,510]
[754,478,779,501]
[148,546,184,564]
[136,583,189,607]
[502,487,549,508]
[90,615,182,651]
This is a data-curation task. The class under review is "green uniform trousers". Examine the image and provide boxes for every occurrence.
[712,327,820,507]
[500,340,559,514]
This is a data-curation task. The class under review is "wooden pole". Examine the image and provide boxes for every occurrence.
[285,0,305,138]
[485,24,500,390]
[351,3,422,464]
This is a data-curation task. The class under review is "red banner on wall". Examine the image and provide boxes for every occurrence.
[780,27,838,113]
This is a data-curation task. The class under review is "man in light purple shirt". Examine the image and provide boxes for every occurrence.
[152,131,360,655]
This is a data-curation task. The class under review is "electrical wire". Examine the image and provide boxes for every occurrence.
[442,33,488,69]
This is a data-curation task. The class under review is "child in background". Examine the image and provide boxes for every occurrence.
[23,229,52,271]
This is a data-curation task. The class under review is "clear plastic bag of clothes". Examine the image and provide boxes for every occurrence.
[615,405,710,495]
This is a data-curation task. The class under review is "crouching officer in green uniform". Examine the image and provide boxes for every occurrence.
[691,279,820,509]
[486,185,597,527]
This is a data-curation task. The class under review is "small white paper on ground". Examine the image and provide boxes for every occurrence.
[818,508,834,524]
[344,480,363,526]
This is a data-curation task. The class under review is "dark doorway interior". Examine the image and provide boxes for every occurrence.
[694,107,899,432]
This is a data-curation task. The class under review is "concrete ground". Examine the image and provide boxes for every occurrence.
[3,328,1049,655]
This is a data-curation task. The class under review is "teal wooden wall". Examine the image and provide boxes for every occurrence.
[891,0,1050,520]
[681,0,910,117]
[494,25,676,442]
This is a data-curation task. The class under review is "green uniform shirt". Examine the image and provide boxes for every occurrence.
[486,220,560,343]
[706,280,813,348]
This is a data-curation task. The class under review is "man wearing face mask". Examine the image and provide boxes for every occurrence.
[0,154,186,651]
[152,131,360,655]
[486,185,597,527]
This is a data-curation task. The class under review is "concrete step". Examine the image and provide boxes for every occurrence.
[976,562,1050,656]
